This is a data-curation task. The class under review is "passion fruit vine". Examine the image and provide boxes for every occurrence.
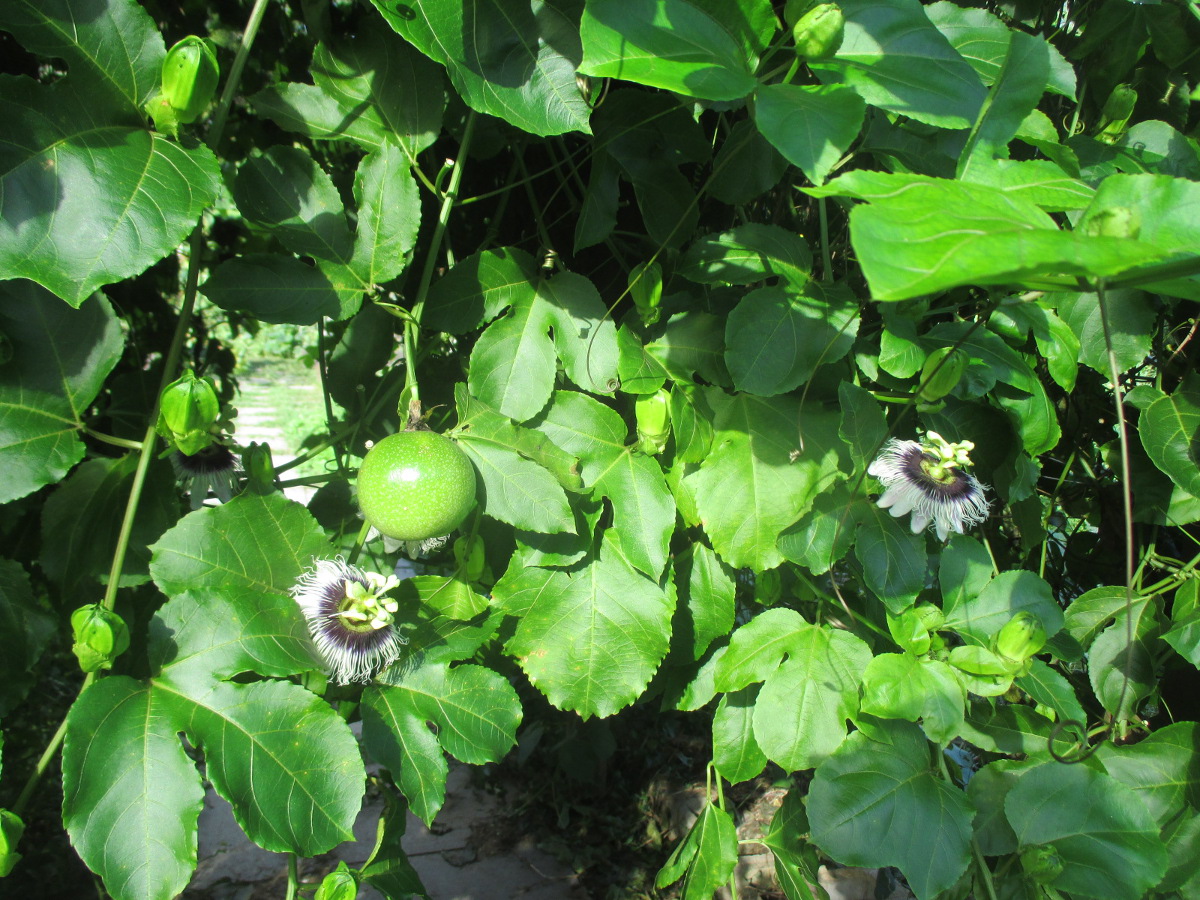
[356,431,477,541]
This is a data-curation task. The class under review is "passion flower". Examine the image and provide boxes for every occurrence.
[291,558,407,684]
[868,431,990,542]
[357,431,477,541]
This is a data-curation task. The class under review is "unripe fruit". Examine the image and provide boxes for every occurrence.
[357,431,477,541]
[793,3,845,60]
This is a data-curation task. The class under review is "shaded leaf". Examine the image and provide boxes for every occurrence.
[754,83,866,186]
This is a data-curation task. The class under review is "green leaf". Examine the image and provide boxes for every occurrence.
[859,654,965,743]
[1062,586,1148,649]
[713,686,768,784]
[0,559,55,717]
[425,248,538,335]
[926,2,1074,98]
[670,383,715,464]
[967,758,1038,857]
[1005,762,1167,900]
[1015,659,1086,728]
[847,180,1168,301]
[691,392,844,570]
[680,224,813,288]
[233,145,355,263]
[716,611,871,770]
[200,255,342,325]
[764,789,827,900]
[938,533,995,615]
[469,271,618,421]
[40,455,177,596]
[963,159,1094,212]
[455,435,575,535]
[0,0,164,114]
[1058,289,1156,375]
[368,0,591,137]
[1088,616,1157,722]
[1095,722,1200,826]
[360,803,429,898]
[808,719,973,900]
[855,505,927,613]
[397,576,489,621]
[810,0,986,130]
[754,83,866,186]
[675,542,736,660]
[838,382,887,470]
[725,284,859,396]
[494,534,674,718]
[1163,581,1200,669]
[646,311,730,387]
[580,0,757,101]
[617,324,669,396]
[959,32,1051,177]
[1140,379,1200,501]
[534,391,675,578]
[62,677,204,900]
[656,802,738,898]
[350,142,421,286]
[252,30,444,155]
[943,570,1062,647]
[0,283,124,502]
[0,76,220,307]
[777,485,869,575]
[707,119,790,206]
[363,661,521,824]
[959,703,1056,756]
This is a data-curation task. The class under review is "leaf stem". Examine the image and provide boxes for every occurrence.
[285,853,299,900]
[11,675,93,818]
[84,428,146,450]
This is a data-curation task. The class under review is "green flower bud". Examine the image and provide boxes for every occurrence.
[314,862,358,900]
[453,534,487,584]
[630,261,663,326]
[635,389,672,455]
[158,370,220,456]
[161,37,220,125]
[0,809,24,877]
[793,3,845,60]
[70,605,130,673]
[995,611,1047,661]
[241,442,277,495]
[1019,844,1064,884]
[918,347,968,403]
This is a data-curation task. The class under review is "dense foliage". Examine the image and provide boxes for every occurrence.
[2,0,1200,898]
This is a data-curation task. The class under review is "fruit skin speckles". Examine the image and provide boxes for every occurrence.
[356,431,477,541]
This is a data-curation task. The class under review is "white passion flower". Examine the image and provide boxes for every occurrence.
[291,558,407,684]
[170,444,240,509]
[867,431,990,542]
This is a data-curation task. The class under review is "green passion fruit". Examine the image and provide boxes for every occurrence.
[357,431,477,540]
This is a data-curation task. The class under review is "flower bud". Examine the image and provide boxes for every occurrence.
[1084,206,1140,240]
[314,862,358,900]
[995,611,1047,662]
[629,261,663,326]
[161,37,220,124]
[918,347,968,403]
[793,3,845,60]
[241,442,277,495]
[158,370,220,456]
[71,605,130,673]
[453,534,487,584]
[1019,844,1064,884]
[0,809,24,877]
[635,389,672,455]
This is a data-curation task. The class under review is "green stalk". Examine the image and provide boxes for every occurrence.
[405,111,478,409]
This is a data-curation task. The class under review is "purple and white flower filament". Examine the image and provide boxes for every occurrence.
[291,558,407,684]
[867,431,990,542]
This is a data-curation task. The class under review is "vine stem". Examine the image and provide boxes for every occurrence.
[404,111,477,409]
[1095,278,1138,732]
[14,0,271,820]
[285,853,299,900]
